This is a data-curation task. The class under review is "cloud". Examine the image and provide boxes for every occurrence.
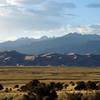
[0,0,100,42]
[0,0,6,4]
[7,0,44,5]
[5,0,76,16]
[27,24,100,38]
[90,24,100,34]
[45,24,100,36]
[0,0,77,31]
[0,0,77,16]
[0,0,77,40]
[64,24,100,35]
[87,3,100,8]
[39,1,76,17]
[0,23,100,41]
[68,24,100,35]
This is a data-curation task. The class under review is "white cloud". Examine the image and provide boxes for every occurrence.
[0,23,100,41]
[27,24,100,38]
[0,0,6,4]
[90,24,100,34]
[7,0,44,5]
[0,0,100,41]
[0,0,77,31]
[66,25,93,34]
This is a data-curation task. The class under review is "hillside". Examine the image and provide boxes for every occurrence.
[0,51,100,66]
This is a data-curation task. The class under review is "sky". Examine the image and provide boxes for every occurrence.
[0,0,100,41]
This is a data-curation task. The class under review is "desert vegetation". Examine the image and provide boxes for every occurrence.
[0,66,100,100]
[0,80,100,100]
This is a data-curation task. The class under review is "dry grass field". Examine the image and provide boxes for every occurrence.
[0,66,100,86]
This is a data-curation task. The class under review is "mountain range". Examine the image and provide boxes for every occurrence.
[0,33,100,54]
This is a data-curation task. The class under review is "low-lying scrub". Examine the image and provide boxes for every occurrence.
[58,92,100,100]
[0,80,100,100]
[20,80,64,100]
[75,81,100,90]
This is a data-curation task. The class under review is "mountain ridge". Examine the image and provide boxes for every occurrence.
[0,33,100,54]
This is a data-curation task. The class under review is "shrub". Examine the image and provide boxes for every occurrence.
[48,82,56,90]
[95,92,100,100]
[49,89,58,100]
[20,80,59,100]
[25,79,40,92]
[96,82,100,90]
[20,85,28,92]
[43,96,51,100]
[55,82,64,90]
[22,95,29,100]
[9,88,12,91]
[0,84,3,90]
[14,85,19,89]
[64,83,68,89]
[4,88,9,92]
[86,81,97,90]
[75,81,86,90]
[70,81,75,86]
[67,93,83,100]
[47,82,63,91]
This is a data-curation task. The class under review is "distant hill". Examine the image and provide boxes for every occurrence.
[0,33,100,54]
[0,51,100,66]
